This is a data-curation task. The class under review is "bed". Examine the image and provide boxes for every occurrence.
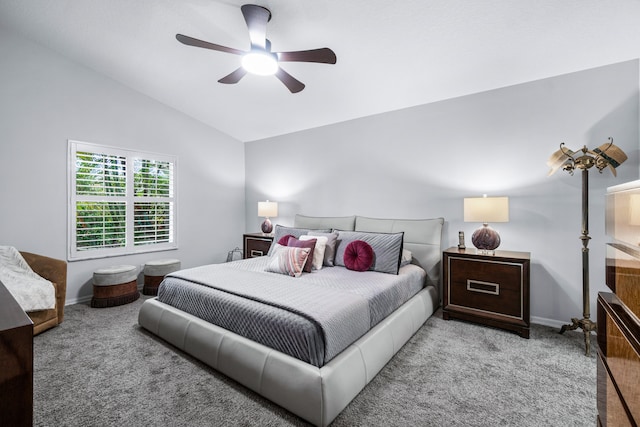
[138,215,444,426]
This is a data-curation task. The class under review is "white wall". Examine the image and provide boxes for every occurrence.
[245,60,640,326]
[0,27,246,303]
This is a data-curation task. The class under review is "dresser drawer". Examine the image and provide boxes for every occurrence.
[597,353,634,427]
[606,244,640,320]
[597,292,640,425]
[448,257,525,320]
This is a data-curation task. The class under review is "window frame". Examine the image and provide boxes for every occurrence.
[68,140,178,261]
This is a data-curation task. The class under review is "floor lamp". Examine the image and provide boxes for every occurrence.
[547,138,627,356]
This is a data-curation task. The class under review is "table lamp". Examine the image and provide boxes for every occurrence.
[464,195,509,252]
[258,200,278,234]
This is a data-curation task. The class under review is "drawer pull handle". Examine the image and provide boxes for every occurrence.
[467,280,500,295]
[250,249,264,257]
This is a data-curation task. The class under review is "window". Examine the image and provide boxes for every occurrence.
[68,141,177,260]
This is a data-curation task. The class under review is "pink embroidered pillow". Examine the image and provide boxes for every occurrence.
[343,240,374,272]
[266,246,311,278]
[278,234,295,246]
[286,236,317,273]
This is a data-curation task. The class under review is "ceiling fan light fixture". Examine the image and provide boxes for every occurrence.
[242,51,278,76]
[176,4,336,92]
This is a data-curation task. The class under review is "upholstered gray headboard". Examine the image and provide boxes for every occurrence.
[293,214,444,291]
[293,214,357,231]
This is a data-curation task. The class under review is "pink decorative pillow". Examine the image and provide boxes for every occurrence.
[344,240,374,272]
[265,246,310,278]
[278,234,295,246]
[287,236,317,273]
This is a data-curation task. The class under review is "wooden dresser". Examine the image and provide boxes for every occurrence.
[597,180,640,426]
[0,280,33,427]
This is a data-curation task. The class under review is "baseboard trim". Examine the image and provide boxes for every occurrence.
[531,316,568,329]
[65,294,93,306]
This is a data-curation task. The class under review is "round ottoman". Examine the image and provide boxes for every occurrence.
[91,265,139,308]
[143,259,181,296]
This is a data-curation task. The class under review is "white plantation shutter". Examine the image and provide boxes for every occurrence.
[76,201,126,251]
[69,141,177,260]
[75,151,126,196]
[134,202,173,245]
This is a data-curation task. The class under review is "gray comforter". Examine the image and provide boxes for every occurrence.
[157,256,426,367]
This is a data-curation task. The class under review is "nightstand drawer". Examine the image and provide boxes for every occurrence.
[448,257,524,319]
[243,233,274,259]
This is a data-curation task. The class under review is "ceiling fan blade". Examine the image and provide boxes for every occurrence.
[241,4,271,50]
[176,34,245,55]
[275,68,305,93]
[277,48,337,64]
[218,68,248,84]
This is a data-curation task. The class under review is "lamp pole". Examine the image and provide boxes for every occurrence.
[548,139,626,356]
[559,166,597,356]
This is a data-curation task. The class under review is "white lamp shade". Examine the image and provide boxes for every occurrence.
[258,201,278,218]
[464,196,509,223]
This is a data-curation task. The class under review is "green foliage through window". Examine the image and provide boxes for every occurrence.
[76,152,126,196]
[76,202,126,250]
[134,159,171,197]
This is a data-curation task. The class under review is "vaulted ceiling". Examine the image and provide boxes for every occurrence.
[1,1,640,142]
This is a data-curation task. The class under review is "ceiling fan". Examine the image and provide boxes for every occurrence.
[176,4,337,93]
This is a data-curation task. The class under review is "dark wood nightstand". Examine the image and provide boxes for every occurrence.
[442,247,531,338]
[243,233,274,259]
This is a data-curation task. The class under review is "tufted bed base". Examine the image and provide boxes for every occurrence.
[139,284,437,426]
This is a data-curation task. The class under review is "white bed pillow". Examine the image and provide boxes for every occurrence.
[400,249,413,267]
[308,231,339,267]
[299,235,328,271]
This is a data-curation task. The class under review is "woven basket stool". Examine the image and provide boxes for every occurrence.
[143,259,181,296]
[91,265,139,308]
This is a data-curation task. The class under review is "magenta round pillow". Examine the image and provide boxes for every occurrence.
[344,240,374,272]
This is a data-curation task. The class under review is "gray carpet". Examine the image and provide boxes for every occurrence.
[34,296,596,426]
